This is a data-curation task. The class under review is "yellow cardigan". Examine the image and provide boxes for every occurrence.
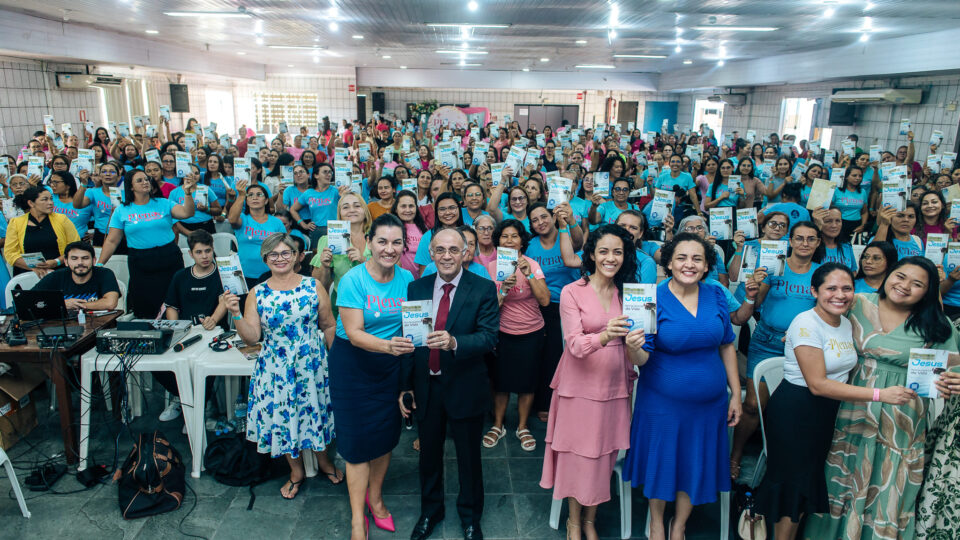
[4,212,81,266]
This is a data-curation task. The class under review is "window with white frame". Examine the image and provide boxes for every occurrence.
[252,92,318,134]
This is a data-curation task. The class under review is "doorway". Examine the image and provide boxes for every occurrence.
[693,99,724,139]
[780,98,818,143]
[513,105,579,132]
[617,101,639,133]
[204,89,236,136]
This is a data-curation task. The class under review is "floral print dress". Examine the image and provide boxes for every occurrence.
[916,391,960,539]
[246,277,335,458]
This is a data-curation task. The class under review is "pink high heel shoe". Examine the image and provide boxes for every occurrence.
[365,492,396,532]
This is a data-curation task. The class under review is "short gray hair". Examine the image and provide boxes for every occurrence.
[260,232,299,261]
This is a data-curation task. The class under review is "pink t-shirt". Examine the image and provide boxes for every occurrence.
[485,255,546,335]
[287,146,304,161]
[401,223,424,278]
[475,248,496,268]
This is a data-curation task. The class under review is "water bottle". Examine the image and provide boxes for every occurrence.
[744,491,755,517]
[233,395,247,434]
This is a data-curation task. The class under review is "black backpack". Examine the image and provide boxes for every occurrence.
[114,430,186,519]
[203,434,287,509]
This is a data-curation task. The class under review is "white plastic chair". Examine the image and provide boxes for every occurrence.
[749,356,785,488]
[0,447,30,517]
[4,272,40,307]
[212,232,238,255]
[549,370,637,539]
[177,235,189,250]
[103,255,129,290]
[182,248,194,267]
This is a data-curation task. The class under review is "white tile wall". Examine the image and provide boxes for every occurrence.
[357,87,688,129]
[0,56,102,156]
[716,74,960,159]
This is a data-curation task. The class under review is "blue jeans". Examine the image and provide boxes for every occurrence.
[746,322,785,379]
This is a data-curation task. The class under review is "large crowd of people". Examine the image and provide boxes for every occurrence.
[4,111,960,540]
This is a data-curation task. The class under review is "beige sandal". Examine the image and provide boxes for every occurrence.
[516,428,536,451]
[482,425,506,448]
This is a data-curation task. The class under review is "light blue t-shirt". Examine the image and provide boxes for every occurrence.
[761,261,821,332]
[461,208,490,227]
[942,257,960,307]
[526,236,579,303]
[635,248,658,284]
[640,240,661,259]
[707,183,739,207]
[208,175,235,205]
[87,188,119,234]
[108,198,176,249]
[764,176,787,204]
[569,197,591,227]
[296,186,338,225]
[335,264,414,340]
[891,236,922,260]
[53,195,93,234]
[655,171,695,192]
[422,261,491,280]
[823,243,858,272]
[763,202,810,227]
[414,229,436,266]
[595,201,638,225]
[234,213,287,280]
[854,278,878,294]
[169,186,213,224]
[705,248,727,283]
[283,185,310,208]
[833,188,869,221]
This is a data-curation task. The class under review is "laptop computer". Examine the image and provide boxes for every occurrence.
[11,289,70,321]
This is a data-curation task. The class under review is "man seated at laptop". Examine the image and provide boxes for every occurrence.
[34,241,120,311]
[158,229,227,423]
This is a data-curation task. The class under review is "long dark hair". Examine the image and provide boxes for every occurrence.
[841,165,867,193]
[391,190,428,235]
[121,169,151,205]
[431,192,464,233]
[916,189,949,236]
[711,158,736,199]
[579,224,637,297]
[493,219,530,253]
[854,241,897,281]
[811,262,855,291]
[877,256,952,344]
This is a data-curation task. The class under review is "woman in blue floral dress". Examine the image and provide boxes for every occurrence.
[226,232,342,499]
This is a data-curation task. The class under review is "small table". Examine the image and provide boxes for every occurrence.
[0,312,122,464]
[77,325,221,471]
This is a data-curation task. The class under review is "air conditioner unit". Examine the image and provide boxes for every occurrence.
[830,88,922,104]
[56,73,123,89]
[708,93,747,106]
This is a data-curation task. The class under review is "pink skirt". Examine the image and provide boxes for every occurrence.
[539,392,631,506]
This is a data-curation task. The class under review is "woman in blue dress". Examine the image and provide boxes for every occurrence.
[623,232,742,540]
[225,232,341,500]
[329,214,414,540]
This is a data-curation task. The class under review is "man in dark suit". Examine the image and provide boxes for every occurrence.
[400,228,499,540]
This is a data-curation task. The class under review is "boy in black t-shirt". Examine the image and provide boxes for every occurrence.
[158,230,227,422]
[35,242,120,311]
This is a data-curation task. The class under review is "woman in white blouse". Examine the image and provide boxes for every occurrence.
[753,262,915,540]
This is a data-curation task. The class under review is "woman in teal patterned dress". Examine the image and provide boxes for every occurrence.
[804,257,959,540]
[225,232,343,500]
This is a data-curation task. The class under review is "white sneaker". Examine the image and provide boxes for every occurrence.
[159,398,181,422]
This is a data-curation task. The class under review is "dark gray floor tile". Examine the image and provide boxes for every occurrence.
[442,493,519,539]
[443,457,512,495]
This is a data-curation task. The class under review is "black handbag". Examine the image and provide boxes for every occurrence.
[203,434,287,509]
[113,431,185,519]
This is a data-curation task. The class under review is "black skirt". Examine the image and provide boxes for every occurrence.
[492,329,544,394]
[179,220,216,234]
[535,302,563,412]
[126,242,184,318]
[754,380,840,523]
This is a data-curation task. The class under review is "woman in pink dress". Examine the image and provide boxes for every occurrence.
[540,224,645,540]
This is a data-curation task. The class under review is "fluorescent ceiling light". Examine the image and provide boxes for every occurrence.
[614,54,667,59]
[382,55,391,59]
[426,23,509,28]
[287,64,294,67]
[824,7,835,17]
[436,50,488,55]
[540,57,549,62]
[522,68,530,72]
[145,29,159,34]
[400,65,407,69]
[683,59,693,64]
[575,39,587,44]
[329,22,339,31]
[717,60,725,66]
[237,51,247,55]
[458,63,482,66]
[268,45,328,50]
[164,11,251,17]
[859,33,869,42]
[692,25,777,31]
[352,34,364,39]
[468,1,478,11]
[575,64,615,69]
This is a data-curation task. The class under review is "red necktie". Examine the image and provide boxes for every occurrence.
[429,283,454,373]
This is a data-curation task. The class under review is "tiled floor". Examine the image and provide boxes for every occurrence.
[0,384,758,539]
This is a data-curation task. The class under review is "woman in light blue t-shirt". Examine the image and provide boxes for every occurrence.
[98,169,198,318]
[327,214,414,540]
[831,165,869,243]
